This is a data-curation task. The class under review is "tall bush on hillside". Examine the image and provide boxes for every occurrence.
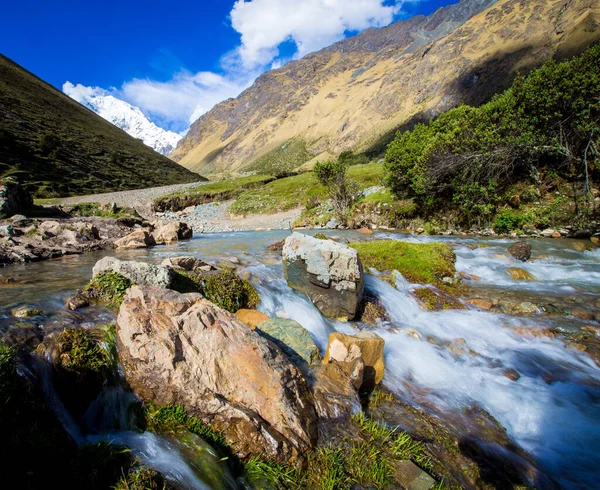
[385,43,600,224]
[314,160,360,225]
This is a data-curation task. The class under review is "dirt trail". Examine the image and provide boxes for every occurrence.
[57,184,302,232]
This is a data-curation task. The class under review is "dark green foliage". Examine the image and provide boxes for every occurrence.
[0,54,200,198]
[84,271,133,308]
[313,232,328,240]
[114,467,173,490]
[337,150,369,167]
[172,268,260,313]
[385,44,600,225]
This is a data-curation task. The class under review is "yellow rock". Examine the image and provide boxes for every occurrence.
[358,228,373,235]
[235,309,270,329]
[323,331,385,389]
[506,267,535,281]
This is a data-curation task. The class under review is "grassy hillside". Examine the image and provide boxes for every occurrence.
[0,54,201,198]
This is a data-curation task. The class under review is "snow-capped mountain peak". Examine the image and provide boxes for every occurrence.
[63,83,181,156]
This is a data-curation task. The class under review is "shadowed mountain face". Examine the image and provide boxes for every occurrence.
[172,0,600,177]
[0,55,200,198]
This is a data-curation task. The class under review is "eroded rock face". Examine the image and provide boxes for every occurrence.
[283,233,364,319]
[114,230,156,249]
[116,286,318,464]
[323,331,385,390]
[93,257,173,288]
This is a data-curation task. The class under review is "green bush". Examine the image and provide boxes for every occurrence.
[314,160,360,225]
[385,43,600,225]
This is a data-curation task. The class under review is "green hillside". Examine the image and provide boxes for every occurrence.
[0,54,201,198]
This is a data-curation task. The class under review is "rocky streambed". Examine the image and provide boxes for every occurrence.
[1,229,599,489]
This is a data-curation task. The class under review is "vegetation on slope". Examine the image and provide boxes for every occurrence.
[0,54,200,198]
[385,44,600,230]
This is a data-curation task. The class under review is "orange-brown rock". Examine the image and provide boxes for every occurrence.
[323,331,384,390]
[469,299,493,311]
[235,309,270,329]
[116,286,317,465]
[114,230,155,249]
[506,268,535,281]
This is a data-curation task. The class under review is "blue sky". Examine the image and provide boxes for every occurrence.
[2,0,456,133]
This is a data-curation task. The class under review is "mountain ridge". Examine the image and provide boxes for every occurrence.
[172,0,600,177]
[0,54,199,197]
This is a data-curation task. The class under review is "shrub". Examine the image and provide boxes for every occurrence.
[314,160,360,225]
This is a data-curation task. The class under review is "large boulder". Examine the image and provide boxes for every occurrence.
[0,177,33,219]
[93,256,173,288]
[114,230,155,249]
[309,360,362,420]
[283,233,364,319]
[116,286,318,465]
[256,318,321,366]
[323,331,385,390]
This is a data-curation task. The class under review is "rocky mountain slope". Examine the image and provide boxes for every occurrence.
[172,0,600,176]
[63,88,182,156]
[0,55,199,198]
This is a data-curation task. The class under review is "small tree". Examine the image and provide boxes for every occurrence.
[314,160,360,225]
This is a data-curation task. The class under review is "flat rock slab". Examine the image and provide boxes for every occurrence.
[393,460,435,490]
[256,318,321,366]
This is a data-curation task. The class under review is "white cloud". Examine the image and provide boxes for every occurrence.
[64,1,405,133]
[230,0,401,68]
[63,81,108,104]
[120,70,256,132]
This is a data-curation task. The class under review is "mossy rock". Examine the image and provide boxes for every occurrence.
[172,268,260,313]
[413,287,466,311]
[82,271,133,308]
[350,240,459,290]
[256,318,321,366]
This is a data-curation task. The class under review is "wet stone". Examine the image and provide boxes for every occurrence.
[392,460,435,490]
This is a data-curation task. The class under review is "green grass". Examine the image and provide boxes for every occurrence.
[244,138,311,175]
[153,174,275,212]
[350,240,457,288]
[0,54,200,198]
[65,202,139,219]
[231,162,384,216]
[145,403,227,450]
[244,457,305,489]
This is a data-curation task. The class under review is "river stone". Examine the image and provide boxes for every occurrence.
[323,331,385,390]
[161,256,215,273]
[114,230,155,249]
[12,305,42,318]
[506,268,535,281]
[507,241,531,262]
[0,178,33,219]
[513,302,541,315]
[235,309,270,329]
[591,236,600,245]
[256,318,321,366]
[93,256,173,288]
[283,232,364,320]
[468,299,493,311]
[116,286,317,465]
[153,222,192,244]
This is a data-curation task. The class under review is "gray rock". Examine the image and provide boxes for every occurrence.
[161,256,215,273]
[283,232,364,319]
[325,218,339,229]
[256,318,321,366]
[93,256,173,288]
[508,241,531,262]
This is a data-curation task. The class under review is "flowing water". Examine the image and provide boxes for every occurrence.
[1,230,600,489]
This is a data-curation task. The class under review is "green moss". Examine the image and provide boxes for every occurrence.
[84,271,133,308]
[55,328,114,380]
[314,233,328,240]
[172,268,260,313]
[350,240,457,289]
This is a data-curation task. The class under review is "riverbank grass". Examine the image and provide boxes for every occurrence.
[84,271,133,308]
